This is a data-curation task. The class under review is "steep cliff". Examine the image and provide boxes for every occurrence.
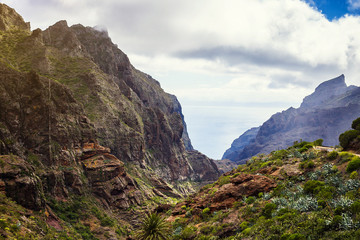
[222,127,260,160]
[0,3,219,236]
[224,75,360,164]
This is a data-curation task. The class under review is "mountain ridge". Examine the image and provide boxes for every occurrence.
[223,74,360,164]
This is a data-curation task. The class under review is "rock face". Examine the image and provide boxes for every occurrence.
[186,150,220,183]
[300,75,348,109]
[222,127,259,160]
[224,75,360,164]
[0,4,30,32]
[0,3,219,213]
[0,155,44,210]
[80,142,143,209]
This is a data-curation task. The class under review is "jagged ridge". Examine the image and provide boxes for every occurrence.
[223,75,360,164]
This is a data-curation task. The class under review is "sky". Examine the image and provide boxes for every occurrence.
[2,0,360,159]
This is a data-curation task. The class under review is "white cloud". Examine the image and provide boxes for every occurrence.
[348,0,360,10]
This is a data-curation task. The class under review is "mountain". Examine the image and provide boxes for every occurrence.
[0,4,219,238]
[222,127,260,160]
[223,75,360,164]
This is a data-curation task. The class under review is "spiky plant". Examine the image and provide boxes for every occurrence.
[135,212,171,240]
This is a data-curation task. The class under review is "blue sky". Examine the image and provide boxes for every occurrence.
[3,0,360,159]
[306,0,360,19]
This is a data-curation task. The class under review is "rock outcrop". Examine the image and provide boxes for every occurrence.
[172,172,276,214]
[224,75,360,164]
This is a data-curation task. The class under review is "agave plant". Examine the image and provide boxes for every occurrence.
[135,212,171,240]
[291,196,318,212]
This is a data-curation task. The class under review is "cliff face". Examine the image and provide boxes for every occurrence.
[222,127,259,160]
[224,75,360,164]
[0,3,218,217]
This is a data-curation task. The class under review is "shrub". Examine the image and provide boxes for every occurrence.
[299,160,315,169]
[331,215,343,229]
[200,225,214,235]
[262,203,277,219]
[339,130,360,149]
[313,139,324,146]
[350,201,360,214]
[299,144,313,153]
[350,171,358,179]
[338,152,354,164]
[316,186,335,201]
[245,196,256,204]
[303,180,325,195]
[217,176,230,186]
[180,226,197,239]
[327,151,338,160]
[201,208,211,219]
[239,221,249,231]
[346,157,360,173]
[352,117,360,131]
[242,227,252,235]
[288,233,306,240]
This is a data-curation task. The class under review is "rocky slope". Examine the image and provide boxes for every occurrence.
[223,75,360,164]
[163,138,360,239]
[0,3,219,238]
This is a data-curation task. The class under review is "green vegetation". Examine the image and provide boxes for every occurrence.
[346,156,360,173]
[147,136,360,240]
[339,130,360,149]
[351,117,360,131]
[135,212,171,240]
[339,117,360,149]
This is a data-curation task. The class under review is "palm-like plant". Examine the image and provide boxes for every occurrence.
[135,212,171,240]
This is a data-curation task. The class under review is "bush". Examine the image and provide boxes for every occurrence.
[201,208,211,219]
[346,157,360,173]
[350,201,360,214]
[327,151,338,160]
[352,117,360,131]
[288,233,306,240]
[245,196,256,204]
[313,139,324,146]
[299,160,315,170]
[262,203,277,219]
[239,221,249,231]
[299,144,313,153]
[217,176,230,186]
[180,226,197,239]
[303,180,325,195]
[339,152,354,164]
[350,171,358,179]
[339,130,360,149]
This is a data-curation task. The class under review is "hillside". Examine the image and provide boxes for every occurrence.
[0,4,220,239]
[223,75,360,164]
[161,125,360,239]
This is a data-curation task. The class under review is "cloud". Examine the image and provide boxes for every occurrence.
[348,0,360,10]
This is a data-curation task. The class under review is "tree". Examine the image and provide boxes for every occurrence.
[135,212,171,240]
[339,130,360,149]
[352,117,360,131]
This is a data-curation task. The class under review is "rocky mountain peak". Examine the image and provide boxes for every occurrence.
[300,74,348,108]
[0,4,30,32]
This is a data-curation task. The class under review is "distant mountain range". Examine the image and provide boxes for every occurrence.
[223,75,360,164]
